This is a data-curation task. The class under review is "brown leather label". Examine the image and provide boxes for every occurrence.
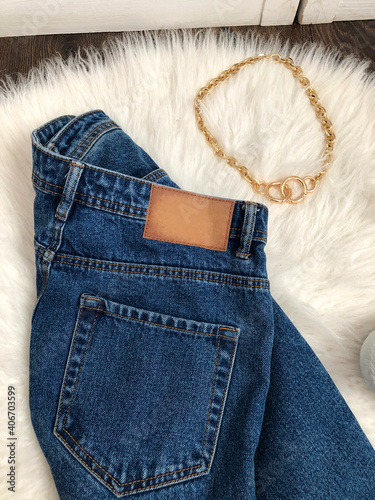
[143,184,235,251]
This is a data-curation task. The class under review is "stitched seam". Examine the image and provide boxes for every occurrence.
[149,171,168,181]
[32,142,154,185]
[56,301,86,423]
[62,308,99,427]
[42,110,99,144]
[57,164,83,220]
[56,334,239,494]
[81,305,237,341]
[34,243,268,282]
[58,317,226,487]
[54,431,210,495]
[32,182,145,218]
[51,259,270,289]
[244,207,256,256]
[61,336,222,486]
[55,163,80,220]
[207,338,237,467]
[238,202,250,254]
[33,244,269,288]
[33,247,269,289]
[143,170,168,181]
[71,122,117,157]
[31,179,267,229]
[32,174,148,212]
[48,111,106,149]
[32,172,62,189]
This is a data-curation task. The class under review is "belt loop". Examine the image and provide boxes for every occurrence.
[235,202,257,260]
[55,161,84,222]
[42,161,84,261]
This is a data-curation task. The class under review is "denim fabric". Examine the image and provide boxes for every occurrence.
[29,110,375,499]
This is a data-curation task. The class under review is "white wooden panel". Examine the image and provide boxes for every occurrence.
[297,0,340,24]
[298,0,375,23]
[0,0,264,37]
[261,0,300,26]
[334,1,375,21]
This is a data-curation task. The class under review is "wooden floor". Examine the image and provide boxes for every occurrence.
[0,21,374,90]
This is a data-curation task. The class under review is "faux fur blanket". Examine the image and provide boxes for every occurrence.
[0,29,374,499]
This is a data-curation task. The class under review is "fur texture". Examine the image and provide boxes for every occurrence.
[0,29,374,498]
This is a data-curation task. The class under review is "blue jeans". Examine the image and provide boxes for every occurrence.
[29,110,375,499]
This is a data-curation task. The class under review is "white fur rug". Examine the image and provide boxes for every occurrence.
[1,29,375,499]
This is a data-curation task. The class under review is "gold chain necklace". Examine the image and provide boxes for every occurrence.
[194,53,335,204]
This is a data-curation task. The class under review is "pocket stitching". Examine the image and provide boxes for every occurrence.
[54,299,239,495]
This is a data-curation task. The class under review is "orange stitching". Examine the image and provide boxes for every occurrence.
[54,259,270,289]
[32,171,62,189]
[72,122,116,156]
[57,164,83,220]
[32,174,148,212]
[61,338,223,486]
[56,303,85,423]
[63,309,100,427]
[199,336,221,459]
[55,164,74,219]
[58,326,223,486]
[207,338,237,467]
[34,241,270,288]
[35,115,69,135]
[76,190,147,211]
[64,427,202,485]
[54,431,210,494]
[34,241,268,282]
[143,170,167,181]
[57,333,236,490]
[32,181,147,217]
[32,142,154,185]
[81,305,237,341]
[48,111,106,149]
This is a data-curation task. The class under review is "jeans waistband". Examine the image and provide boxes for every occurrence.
[31,110,269,255]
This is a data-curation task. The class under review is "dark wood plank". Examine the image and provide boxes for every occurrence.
[0,21,374,92]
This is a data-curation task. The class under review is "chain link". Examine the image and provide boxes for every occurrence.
[194,53,335,204]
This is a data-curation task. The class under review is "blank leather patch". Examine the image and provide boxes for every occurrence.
[143,184,235,251]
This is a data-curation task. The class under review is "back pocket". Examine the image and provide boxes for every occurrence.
[54,293,240,497]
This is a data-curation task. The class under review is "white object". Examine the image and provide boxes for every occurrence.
[298,0,375,23]
[261,0,300,25]
[0,0,267,37]
[0,29,375,499]
[360,331,375,392]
